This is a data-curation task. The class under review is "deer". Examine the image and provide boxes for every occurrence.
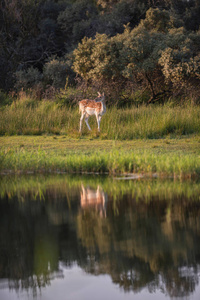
[79,92,106,132]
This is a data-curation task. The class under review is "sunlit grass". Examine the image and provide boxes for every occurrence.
[1,97,200,139]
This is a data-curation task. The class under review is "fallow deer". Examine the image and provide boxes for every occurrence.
[79,92,106,132]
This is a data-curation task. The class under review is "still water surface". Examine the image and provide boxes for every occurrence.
[0,174,200,300]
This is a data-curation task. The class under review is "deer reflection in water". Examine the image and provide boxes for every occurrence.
[80,184,107,217]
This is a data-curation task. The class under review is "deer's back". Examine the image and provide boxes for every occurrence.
[79,99,103,113]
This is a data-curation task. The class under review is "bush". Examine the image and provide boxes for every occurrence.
[43,58,69,89]
[43,55,75,89]
[15,67,42,91]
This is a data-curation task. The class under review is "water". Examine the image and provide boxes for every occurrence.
[0,174,200,300]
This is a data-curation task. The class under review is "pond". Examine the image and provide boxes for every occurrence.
[0,174,200,300]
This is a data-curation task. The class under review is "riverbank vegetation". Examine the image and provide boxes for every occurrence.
[1,136,200,177]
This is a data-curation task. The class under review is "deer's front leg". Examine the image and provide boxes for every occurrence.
[85,115,91,131]
[79,112,85,132]
[96,114,102,132]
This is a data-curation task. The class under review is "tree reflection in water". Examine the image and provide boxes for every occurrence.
[0,176,200,299]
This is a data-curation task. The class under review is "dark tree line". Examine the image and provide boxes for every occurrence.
[0,0,200,103]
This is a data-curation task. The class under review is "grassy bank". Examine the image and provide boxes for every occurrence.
[1,136,200,177]
[1,97,200,139]
[1,97,200,177]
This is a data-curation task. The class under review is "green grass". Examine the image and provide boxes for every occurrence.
[1,136,200,177]
[1,97,200,139]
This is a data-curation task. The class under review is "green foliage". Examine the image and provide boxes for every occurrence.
[73,33,124,85]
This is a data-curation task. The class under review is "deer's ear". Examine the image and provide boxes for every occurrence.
[102,92,105,96]
[98,92,101,96]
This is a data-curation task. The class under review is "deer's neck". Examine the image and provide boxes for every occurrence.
[101,101,106,114]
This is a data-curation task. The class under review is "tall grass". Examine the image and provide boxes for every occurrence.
[103,105,200,139]
[0,96,78,136]
[1,95,200,139]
